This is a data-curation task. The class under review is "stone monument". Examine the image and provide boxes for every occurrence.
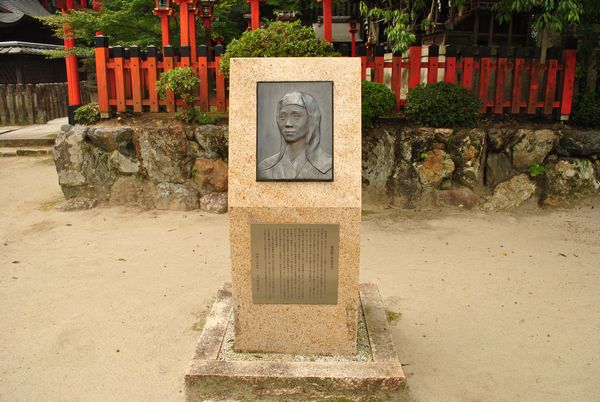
[185,58,405,401]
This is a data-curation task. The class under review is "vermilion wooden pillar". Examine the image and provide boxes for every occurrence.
[246,0,261,30]
[348,20,358,57]
[189,1,198,64]
[63,0,81,124]
[318,0,333,43]
[176,0,190,46]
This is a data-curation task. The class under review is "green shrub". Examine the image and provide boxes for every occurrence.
[572,91,600,127]
[405,82,481,127]
[194,110,220,125]
[219,21,339,78]
[156,67,200,122]
[361,80,396,129]
[74,102,100,125]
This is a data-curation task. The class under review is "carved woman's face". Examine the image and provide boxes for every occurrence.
[277,104,309,143]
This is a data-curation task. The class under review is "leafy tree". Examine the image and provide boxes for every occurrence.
[219,21,339,78]
[38,0,248,58]
[358,0,447,53]
[39,0,163,58]
[493,0,582,34]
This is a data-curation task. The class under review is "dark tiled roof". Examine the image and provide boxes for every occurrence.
[0,0,50,25]
[0,41,63,55]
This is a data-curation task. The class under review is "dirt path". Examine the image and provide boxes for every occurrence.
[1,157,599,402]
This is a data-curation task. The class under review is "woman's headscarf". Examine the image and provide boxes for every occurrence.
[263,91,330,174]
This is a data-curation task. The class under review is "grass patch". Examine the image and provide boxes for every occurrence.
[38,198,63,211]
[385,309,401,323]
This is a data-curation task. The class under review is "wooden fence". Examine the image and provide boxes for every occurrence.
[0,81,93,125]
[94,34,577,119]
[95,36,226,116]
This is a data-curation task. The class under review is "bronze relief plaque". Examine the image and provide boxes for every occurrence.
[256,81,333,182]
[251,224,339,304]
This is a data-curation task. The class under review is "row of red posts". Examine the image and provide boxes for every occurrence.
[55,1,577,121]
[361,43,577,118]
[93,39,577,119]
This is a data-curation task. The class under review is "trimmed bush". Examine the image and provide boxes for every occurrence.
[219,21,339,78]
[362,80,396,129]
[156,67,199,122]
[74,102,100,125]
[572,91,600,127]
[405,82,481,127]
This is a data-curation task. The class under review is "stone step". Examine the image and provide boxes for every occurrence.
[0,138,55,147]
[0,147,53,157]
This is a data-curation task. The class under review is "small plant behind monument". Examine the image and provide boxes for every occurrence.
[74,102,100,125]
[361,80,396,129]
[405,82,481,127]
[219,21,339,78]
[156,67,200,123]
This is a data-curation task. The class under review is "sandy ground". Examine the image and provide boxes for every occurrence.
[1,156,599,402]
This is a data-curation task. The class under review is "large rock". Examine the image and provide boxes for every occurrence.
[362,128,396,192]
[53,126,118,200]
[486,152,516,189]
[556,130,600,157]
[545,158,599,197]
[200,192,228,214]
[85,127,134,156]
[109,150,139,175]
[482,174,536,210]
[487,127,514,151]
[416,149,455,187]
[135,126,193,184]
[511,129,556,171]
[387,159,424,208]
[193,125,228,160]
[151,182,199,211]
[109,176,154,209]
[447,128,486,190]
[395,128,436,162]
[191,158,228,194]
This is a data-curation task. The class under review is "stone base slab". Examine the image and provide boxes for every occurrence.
[185,283,406,401]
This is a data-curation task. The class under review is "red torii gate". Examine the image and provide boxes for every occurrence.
[245,0,334,44]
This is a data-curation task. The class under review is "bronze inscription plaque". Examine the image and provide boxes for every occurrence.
[251,224,339,304]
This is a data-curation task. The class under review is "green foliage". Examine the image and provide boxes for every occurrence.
[38,0,162,59]
[572,92,600,127]
[405,82,481,128]
[419,152,428,160]
[219,21,339,78]
[156,67,200,123]
[493,0,582,33]
[361,80,396,129]
[359,2,416,54]
[529,164,546,177]
[194,111,221,125]
[74,103,100,125]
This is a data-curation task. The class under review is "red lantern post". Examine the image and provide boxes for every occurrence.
[317,0,333,43]
[153,0,175,47]
[348,19,358,57]
[63,0,81,124]
[189,0,198,63]
[174,0,192,47]
[246,0,261,30]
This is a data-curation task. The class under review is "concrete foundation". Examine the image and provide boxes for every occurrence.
[185,283,406,401]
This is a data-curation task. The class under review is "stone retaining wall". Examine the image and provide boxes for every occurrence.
[53,121,600,212]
